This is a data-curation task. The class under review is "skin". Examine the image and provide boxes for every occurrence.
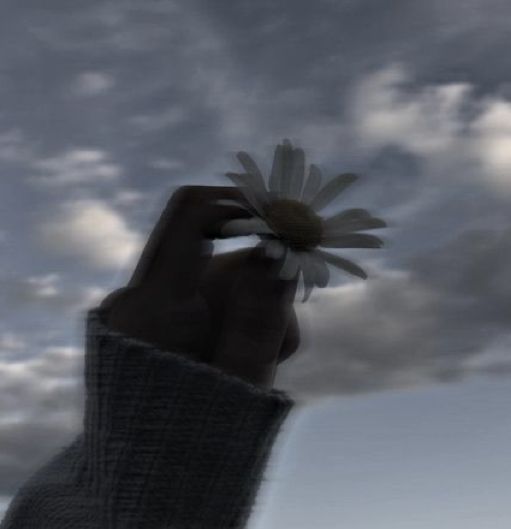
[99,185,300,389]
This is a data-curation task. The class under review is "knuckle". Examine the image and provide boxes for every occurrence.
[98,287,131,311]
[168,186,203,210]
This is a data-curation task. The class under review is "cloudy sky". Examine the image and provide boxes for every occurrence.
[1,0,511,526]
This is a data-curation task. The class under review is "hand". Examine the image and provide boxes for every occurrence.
[98,185,300,389]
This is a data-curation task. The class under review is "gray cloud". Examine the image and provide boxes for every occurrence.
[0,273,107,316]
[0,343,84,496]
[30,148,122,186]
[277,225,511,399]
[349,64,511,196]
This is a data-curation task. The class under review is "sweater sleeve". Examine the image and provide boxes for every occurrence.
[1,306,295,529]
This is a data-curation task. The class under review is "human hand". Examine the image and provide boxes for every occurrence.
[99,186,300,389]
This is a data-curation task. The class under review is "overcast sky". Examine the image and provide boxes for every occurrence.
[1,0,511,527]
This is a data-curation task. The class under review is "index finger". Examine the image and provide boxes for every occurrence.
[126,186,252,295]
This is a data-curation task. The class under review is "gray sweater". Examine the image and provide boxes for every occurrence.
[0,307,295,529]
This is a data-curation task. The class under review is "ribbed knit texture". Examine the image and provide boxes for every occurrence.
[1,306,295,529]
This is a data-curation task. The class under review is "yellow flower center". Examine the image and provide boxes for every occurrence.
[264,199,323,251]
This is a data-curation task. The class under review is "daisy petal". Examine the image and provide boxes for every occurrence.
[269,144,283,194]
[236,152,268,195]
[301,164,322,204]
[279,139,294,198]
[323,208,370,229]
[298,253,315,302]
[323,208,386,233]
[264,239,286,259]
[225,172,269,216]
[315,249,367,279]
[289,147,305,200]
[220,218,274,237]
[321,233,384,249]
[326,217,387,234]
[311,251,330,287]
[309,173,359,212]
[302,281,314,302]
[361,217,387,230]
[279,247,300,280]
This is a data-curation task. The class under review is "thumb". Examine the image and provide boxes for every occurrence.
[212,247,298,388]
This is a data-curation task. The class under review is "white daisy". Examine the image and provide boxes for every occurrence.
[222,139,386,302]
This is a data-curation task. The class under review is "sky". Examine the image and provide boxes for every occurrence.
[1,0,510,526]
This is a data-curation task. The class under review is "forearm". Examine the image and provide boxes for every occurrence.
[1,307,294,529]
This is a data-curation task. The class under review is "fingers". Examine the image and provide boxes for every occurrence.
[212,247,298,388]
[278,307,300,363]
[199,248,301,364]
[126,186,252,299]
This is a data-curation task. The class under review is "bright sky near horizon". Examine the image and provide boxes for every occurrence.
[1,0,511,526]
[248,376,511,529]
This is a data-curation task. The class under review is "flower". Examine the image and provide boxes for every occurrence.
[222,139,386,302]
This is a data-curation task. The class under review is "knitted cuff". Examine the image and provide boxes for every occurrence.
[81,307,294,529]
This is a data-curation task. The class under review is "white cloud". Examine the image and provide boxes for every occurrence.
[0,129,32,163]
[25,273,61,298]
[71,71,115,97]
[112,188,147,206]
[0,346,83,413]
[149,158,184,171]
[0,344,83,495]
[0,273,63,308]
[38,199,143,270]
[31,148,122,186]
[469,98,511,188]
[463,332,511,375]
[352,64,470,156]
[0,272,108,313]
[350,64,511,194]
